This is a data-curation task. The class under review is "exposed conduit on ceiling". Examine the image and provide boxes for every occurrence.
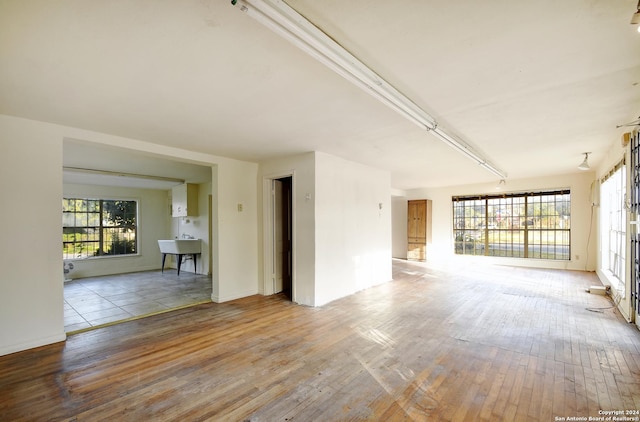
[231,0,507,179]
[63,167,186,184]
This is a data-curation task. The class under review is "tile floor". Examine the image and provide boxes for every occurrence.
[64,270,212,333]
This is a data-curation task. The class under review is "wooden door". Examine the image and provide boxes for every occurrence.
[407,200,430,261]
[273,177,292,298]
[274,179,284,293]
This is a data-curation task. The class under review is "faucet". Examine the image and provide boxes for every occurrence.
[182,233,194,239]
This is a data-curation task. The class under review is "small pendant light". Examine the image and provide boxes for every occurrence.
[578,152,591,171]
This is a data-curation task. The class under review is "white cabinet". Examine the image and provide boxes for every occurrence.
[172,183,199,217]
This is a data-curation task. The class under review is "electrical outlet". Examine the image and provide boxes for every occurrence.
[237,203,243,212]
[575,254,580,260]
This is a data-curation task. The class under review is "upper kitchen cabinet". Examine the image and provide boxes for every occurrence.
[172,183,199,217]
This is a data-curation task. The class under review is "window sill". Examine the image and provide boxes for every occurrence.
[64,253,141,262]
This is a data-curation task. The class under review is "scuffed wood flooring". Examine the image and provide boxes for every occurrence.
[1,259,640,421]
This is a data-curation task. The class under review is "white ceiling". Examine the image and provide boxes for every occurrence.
[1,0,639,189]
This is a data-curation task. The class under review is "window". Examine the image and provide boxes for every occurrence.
[453,190,570,260]
[63,198,137,259]
[599,161,626,288]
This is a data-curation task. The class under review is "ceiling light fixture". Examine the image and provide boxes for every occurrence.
[495,179,506,190]
[231,0,507,180]
[578,153,591,171]
[616,115,640,128]
[632,0,640,32]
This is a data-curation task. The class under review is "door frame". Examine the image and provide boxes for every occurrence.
[262,171,296,301]
[628,128,639,327]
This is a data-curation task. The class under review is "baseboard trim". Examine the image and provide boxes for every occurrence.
[0,332,67,357]
[211,289,258,303]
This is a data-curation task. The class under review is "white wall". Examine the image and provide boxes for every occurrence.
[595,134,631,321]
[63,183,170,278]
[0,114,259,355]
[391,195,408,258]
[214,161,259,302]
[168,182,212,276]
[314,152,392,306]
[393,172,596,271]
[259,152,393,307]
[0,115,66,355]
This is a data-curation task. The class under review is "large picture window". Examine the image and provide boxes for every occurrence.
[600,161,626,288]
[63,198,137,259]
[453,190,570,260]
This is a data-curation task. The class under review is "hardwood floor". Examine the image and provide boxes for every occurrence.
[1,259,639,421]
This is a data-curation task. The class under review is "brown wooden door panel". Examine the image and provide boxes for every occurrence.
[407,200,430,261]
[407,200,426,239]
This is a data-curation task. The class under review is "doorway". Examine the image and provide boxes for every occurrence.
[264,174,294,301]
[274,177,292,299]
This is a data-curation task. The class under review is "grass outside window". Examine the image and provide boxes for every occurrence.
[63,198,138,259]
[453,190,570,260]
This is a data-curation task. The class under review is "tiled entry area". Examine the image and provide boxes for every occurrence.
[64,271,212,333]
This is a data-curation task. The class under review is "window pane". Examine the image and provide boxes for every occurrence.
[600,164,626,286]
[453,198,486,256]
[62,198,137,258]
[452,190,570,260]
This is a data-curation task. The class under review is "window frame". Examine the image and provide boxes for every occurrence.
[63,198,138,259]
[452,189,571,260]
[599,160,626,291]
